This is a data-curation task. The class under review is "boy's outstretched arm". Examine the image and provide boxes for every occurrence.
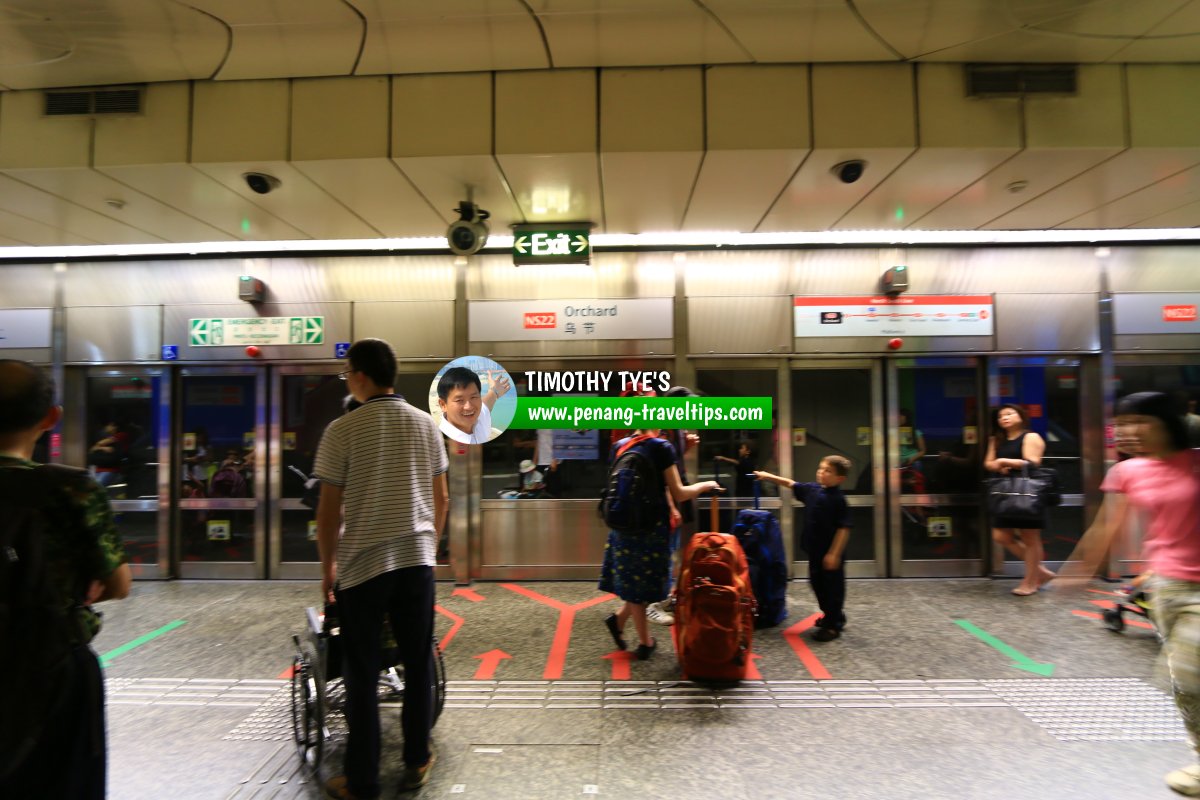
[753,469,794,489]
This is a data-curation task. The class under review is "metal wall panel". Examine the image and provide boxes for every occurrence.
[682,250,792,296]
[902,247,1101,294]
[479,500,607,579]
[65,305,162,362]
[469,252,675,300]
[163,302,351,361]
[0,264,55,305]
[689,296,791,354]
[1107,246,1200,292]
[354,301,455,359]
[996,293,1100,352]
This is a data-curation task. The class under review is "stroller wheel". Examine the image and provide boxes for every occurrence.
[1102,607,1125,633]
[291,639,326,768]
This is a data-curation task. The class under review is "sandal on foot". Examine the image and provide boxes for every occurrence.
[603,613,626,651]
[1011,586,1038,596]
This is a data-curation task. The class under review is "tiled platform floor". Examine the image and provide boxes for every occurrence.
[97,578,1190,799]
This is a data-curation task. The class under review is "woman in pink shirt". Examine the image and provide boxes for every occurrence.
[1069,392,1200,796]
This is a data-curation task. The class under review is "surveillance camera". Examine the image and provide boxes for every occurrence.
[243,172,281,195]
[447,200,490,256]
[832,160,867,184]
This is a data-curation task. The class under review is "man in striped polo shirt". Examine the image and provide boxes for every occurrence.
[314,338,449,799]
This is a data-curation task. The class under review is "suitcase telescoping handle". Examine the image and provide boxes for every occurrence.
[711,457,722,531]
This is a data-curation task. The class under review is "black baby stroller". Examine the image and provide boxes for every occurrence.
[291,603,446,768]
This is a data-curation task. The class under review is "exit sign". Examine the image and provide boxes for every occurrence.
[512,225,592,265]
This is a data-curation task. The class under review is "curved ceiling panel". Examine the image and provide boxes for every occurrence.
[184,0,364,79]
[0,0,227,89]
[706,0,895,62]
[352,0,548,75]
[537,0,748,67]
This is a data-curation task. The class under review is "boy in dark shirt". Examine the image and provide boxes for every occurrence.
[755,455,852,641]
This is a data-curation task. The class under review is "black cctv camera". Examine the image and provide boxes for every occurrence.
[447,200,490,256]
[832,160,867,184]
[242,172,281,195]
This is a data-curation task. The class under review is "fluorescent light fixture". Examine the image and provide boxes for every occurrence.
[2,228,1200,260]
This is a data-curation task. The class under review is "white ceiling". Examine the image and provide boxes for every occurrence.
[1,0,1200,246]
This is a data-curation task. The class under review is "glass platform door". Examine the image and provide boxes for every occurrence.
[176,367,266,579]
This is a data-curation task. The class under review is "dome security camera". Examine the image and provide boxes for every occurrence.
[243,172,281,195]
[447,200,490,256]
[832,160,867,184]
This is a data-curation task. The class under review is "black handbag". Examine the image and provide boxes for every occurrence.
[987,464,1060,520]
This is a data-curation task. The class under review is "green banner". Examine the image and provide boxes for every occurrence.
[509,396,772,430]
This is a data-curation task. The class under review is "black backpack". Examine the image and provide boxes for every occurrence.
[599,435,662,534]
[0,465,87,779]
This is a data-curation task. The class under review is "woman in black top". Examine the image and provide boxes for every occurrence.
[984,404,1054,596]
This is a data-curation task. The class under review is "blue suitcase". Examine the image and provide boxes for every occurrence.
[730,477,788,629]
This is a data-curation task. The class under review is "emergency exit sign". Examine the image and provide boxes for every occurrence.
[512,225,591,265]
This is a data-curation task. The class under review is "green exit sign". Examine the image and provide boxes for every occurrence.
[512,225,592,265]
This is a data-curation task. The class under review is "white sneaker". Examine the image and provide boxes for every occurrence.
[646,598,675,626]
[1166,764,1200,796]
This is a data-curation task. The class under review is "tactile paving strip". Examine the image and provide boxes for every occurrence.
[200,677,1185,744]
[441,678,1010,710]
[106,677,285,708]
[984,677,1187,742]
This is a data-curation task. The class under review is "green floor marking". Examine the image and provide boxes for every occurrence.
[954,619,1055,676]
[99,619,187,667]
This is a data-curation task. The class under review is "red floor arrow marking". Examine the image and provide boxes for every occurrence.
[745,652,763,680]
[452,587,485,602]
[602,650,635,680]
[1071,609,1156,630]
[277,665,295,680]
[435,604,464,653]
[473,649,511,679]
[501,583,617,679]
[782,612,832,680]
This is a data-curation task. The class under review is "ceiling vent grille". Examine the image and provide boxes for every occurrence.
[44,86,143,116]
[966,65,1077,97]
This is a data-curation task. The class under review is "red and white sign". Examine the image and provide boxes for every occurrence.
[794,295,994,338]
[470,299,672,341]
[1163,305,1198,322]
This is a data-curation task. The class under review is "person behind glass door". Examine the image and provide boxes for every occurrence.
[984,403,1054,596]
[88,421,129,489]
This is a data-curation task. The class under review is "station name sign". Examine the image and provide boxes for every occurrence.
[512,224,592,266]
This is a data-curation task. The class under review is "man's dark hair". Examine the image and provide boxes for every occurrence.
[438,366,482,400]
[347,339,396,389]
[0,360,54,435]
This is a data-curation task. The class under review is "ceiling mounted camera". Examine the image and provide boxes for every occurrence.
[447,200,490,256]
[832,160,867,184]
[242,172,281,194]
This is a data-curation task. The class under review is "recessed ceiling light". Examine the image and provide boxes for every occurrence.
[1006,180,1029,194]
[104,198,126,210]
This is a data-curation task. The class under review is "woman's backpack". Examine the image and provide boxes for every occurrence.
[598,434,660,533]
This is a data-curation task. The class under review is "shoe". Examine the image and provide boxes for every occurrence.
[399,748,437,792]
[1167,764,1200,796]
[635,638,657,660]
[646,599,675,626]
[323,776,363,800]
[811,626,841,642]
[603,613,626,651]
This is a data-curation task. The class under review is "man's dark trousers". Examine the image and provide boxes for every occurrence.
[336,565,435,799]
